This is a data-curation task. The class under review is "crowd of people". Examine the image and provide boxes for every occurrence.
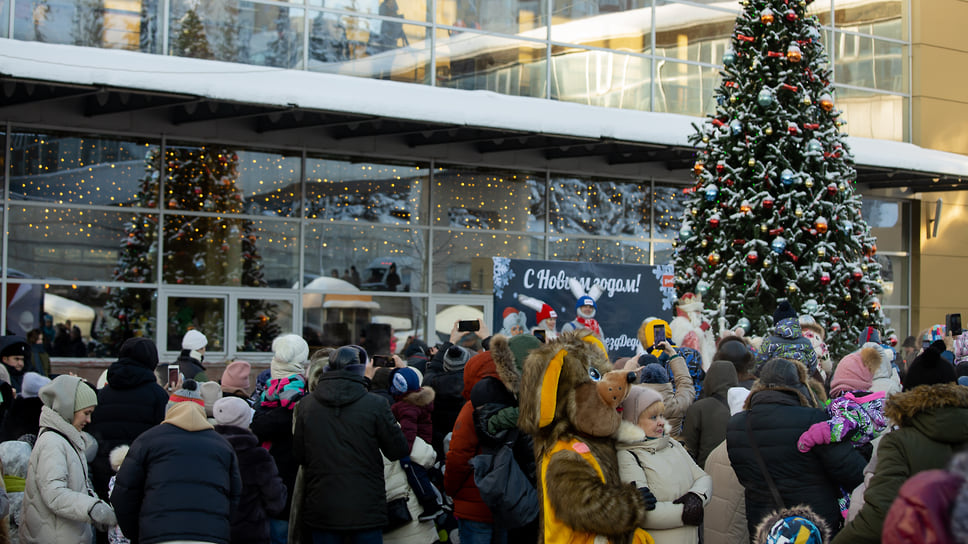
[0,297,964,544]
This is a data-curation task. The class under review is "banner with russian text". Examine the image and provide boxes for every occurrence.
[492,258,676,359]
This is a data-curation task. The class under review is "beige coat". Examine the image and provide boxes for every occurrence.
[383,436,438,544]
[20,406,102,544]
[616,422,711,544]
[701,441,748,544]
[643,355,695,439]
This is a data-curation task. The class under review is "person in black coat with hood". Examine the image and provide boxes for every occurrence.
[292,345,408,541]
[87,337,169,502]
[727,358,866,537]
[0,371,49,441]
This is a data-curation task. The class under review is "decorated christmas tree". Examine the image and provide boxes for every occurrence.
[672,0,889,359]
[102,146,280,352]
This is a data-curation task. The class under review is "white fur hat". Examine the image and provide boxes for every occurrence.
[109,444,129,472]
[270,334,309,380]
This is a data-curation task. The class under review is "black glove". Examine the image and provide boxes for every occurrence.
[672,492,704,526]
[638,486,657,511]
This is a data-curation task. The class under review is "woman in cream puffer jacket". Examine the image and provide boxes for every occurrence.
[383,435,438,544]
[20,375,115,544]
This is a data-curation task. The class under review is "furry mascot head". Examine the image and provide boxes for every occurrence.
[519,329,655,544]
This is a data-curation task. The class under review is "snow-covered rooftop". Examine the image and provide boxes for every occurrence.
[1,38,967,180]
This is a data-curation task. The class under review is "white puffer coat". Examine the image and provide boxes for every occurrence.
[383,436,438,544]
[616,421,711,544]
[20,377,103,544]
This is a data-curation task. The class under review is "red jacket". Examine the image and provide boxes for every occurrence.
[882,469,964,544]
[443,350,499,522]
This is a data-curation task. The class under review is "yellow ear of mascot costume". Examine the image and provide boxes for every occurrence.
[519,329,655,544]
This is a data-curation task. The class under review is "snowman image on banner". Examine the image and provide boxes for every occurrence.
[498,307,528,337]
[517,294,559,341]
[560,278,604,339]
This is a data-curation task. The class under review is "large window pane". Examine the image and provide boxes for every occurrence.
[806,0,832,26]
[548,176,649,236]
[877,254,907,308]
[162,215,299,288]
[436,32,547,98]
[835,0,905,41]
[654,3,734,63]
[655,59,718,116]
[310,0,431,24]
[551,48,650,110]
[168,1,305,68]
[164,145,300,216]
[548,236,649,263]
[863,198,908,253]
[833,33,906,93]
[439,0,544,35]
[7,206,151,281]
[304,223,427,292]
[549,5,649,53]
[834,87,906,142]
[8,132,159,206]
[307,11,431,84]
[432,231,542,293]
[551,0,650,32]
[653,240,673,265]
[652,184,687,239]
[237,297,293,352]
[881,307,908,339]
[14,0,150,49]
[304,158,429,224]
[303,293,426,351]
[433,167,543,232]
[165,295,225,352]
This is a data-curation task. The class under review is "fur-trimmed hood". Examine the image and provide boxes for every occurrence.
[399,385,436,407]
[884,383,968,443]
[754,504,831,543]
[487,334,521,396]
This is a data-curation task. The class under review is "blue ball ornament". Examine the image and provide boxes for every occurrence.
[803,298,819,314]
[735,317,751,332]
[679,225,694,241]
[757,89,774,107]
[807,139,823,153]
[780,169,795,186]
[697,280,711,297]
[704,184,719,202]
[730,119,743,136]
[716,95,726,106]
[770,236,787,254]
[723,50,737,66]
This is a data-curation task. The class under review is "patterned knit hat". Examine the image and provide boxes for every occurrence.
[755,505,829,544]
[389,367,422,396]
[443,345,471,372]
[168,379,204,411]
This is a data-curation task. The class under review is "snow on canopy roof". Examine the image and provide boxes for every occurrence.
[1,38,967,179]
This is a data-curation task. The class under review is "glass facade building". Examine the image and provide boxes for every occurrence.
[0,0,912,360]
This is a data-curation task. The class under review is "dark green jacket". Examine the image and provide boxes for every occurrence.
[833,383,968,544]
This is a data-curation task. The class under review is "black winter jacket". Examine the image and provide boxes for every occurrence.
[250,402,300,518]
[0,396,43,442]
[424,359,466,456]
[215,424,288,544]
[176,351,208,381]
[88,352,169,501]
[111,421,242,544]
[292,370,408,532]
[727,390,866,536]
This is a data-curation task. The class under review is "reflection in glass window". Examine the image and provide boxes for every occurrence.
[307,10,431,84]
[305,158,428,224]
[163,215,298,288]
[548,176,649,236]
[237,298,292,352]
[303,294,425,351]
[303,223,427,292]
[549,6,650,53]
[876,254,907,308]
[432,230,542,293]
[655,60,719,116]
[436,33,547,98]
[834,87,905,141]
[165,296,224,352]
[552,0,651,27]
[14,0,151,50]
[438,0,543,35]
[835,0,903,40]
[653,185,687,239]
[654,2,734,63]
[50,284,159,358]
[548,236,649,264]
[167,1,305,68]
[653,240,673,265]
[310,0,431,23]
[834,34,906,93]
[551,48,650,110]
[433,167,543,232]
[863,198,907,252]
[8,132,158,206]
[7,206,156,282]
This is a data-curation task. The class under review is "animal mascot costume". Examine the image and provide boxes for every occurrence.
[519,329,655,544]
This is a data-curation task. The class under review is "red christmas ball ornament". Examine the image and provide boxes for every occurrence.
[784,9,798,21]
[168,198,178,208]
[820,272,831,285]
[762,196,775,209]
[826,183,838,196]
[194,187,202,195]
[831,256,841,264]
[693,161,705,175]
[716,161,726,173]
[747,251,759,264]
[831,322,842,333]
[852,270,863,281]
[709,217,721,228]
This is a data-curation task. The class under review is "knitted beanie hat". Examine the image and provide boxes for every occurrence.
[443,345,471,372]
[620,385,663,424]
[199,380,223,418]
[830,348,877,397]
[507,334,542,373]
[271,334,309,380]
[389,367,422,396]
[220,360,251,394]
[773,300,797,323]
[905,344,956,391]
[182,330,207,351]
[73,381,98,413]
[21,372,50,399]
[213,396,254,428]
[168,379,205,411]
[637,363,670,385]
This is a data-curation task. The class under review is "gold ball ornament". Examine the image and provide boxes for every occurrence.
[787,44,803,62]
[802,95,812,105]
[861,263,868,272]
[701,239,708,247]
[862,310,870,319]
[702,136,710,143]
[819,95,834,112]
[692,208,699,216]
[765,126,773,135]
[786,283,798,294]
[760,224,768,233]
[708,252,721,266]
[763,258,773,269]
[760,8,775,24]
[726,269,735,280]
[694,161,705,175]
[805,178,814,188]
[844,293,852,302]
[818,247,826,258]
[795,206,803,218]
[730,95,738,103]
[748,158,756,167]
